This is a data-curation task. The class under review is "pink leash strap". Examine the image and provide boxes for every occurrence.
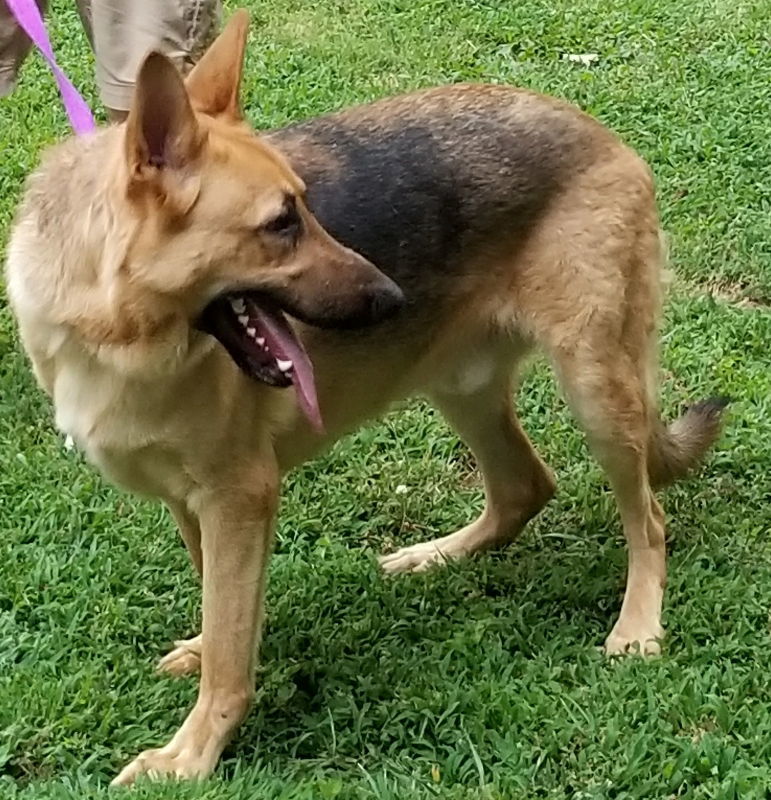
[5,0,96,134]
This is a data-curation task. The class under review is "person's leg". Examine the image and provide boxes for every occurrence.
[75,0,94,49]
[90,0,221,121]
[0,0,47,98]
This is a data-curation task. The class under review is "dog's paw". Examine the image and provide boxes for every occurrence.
[111,744,211,786]
[112,690,249,786]
[156,635,202,677]
[604,623,664,657]
[379,541,453,574]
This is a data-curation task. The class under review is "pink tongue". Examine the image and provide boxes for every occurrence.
[247,303,324,434]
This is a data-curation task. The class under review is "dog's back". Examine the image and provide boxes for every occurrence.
[267,84,618,305]
[267,83,658,444]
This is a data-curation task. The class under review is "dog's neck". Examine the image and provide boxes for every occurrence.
[17,128,200,372]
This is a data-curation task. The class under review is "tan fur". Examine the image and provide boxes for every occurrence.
[5,9,726,785]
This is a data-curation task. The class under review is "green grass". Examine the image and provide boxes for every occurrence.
[1,0,770,797]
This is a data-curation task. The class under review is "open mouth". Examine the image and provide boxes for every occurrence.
[197,292,323,432]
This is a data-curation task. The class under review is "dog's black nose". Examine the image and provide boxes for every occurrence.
[367,277,405,323]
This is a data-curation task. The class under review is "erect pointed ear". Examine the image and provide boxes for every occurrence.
[185,9,250,119]
[125,51,204,212]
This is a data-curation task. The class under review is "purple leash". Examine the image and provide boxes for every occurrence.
[5,0,96,134]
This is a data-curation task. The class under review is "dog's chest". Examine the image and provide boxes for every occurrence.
[53,361,189,498]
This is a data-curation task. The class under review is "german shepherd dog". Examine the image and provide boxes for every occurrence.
[5,10,726,785]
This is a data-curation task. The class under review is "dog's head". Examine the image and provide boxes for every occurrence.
[112,11,403,426]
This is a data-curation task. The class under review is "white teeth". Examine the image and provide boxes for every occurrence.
[276,359,293,372]
[230,298,246,313]
[246,327,257,337]
[238,315,249,325]
[256,337,266,347]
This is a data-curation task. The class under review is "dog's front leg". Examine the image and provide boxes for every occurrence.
[155,501,204,677]
[112,469,278,786]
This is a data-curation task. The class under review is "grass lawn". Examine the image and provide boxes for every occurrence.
[1,0,770,797]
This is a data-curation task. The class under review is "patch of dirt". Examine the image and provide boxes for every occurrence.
[699,278,770,310]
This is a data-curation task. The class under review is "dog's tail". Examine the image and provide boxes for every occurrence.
[642,230,728,488]
[647,397,729,488]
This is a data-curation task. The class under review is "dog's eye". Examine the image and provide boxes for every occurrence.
[261,204,300,237]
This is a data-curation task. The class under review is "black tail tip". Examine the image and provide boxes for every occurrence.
[688,396,731,417]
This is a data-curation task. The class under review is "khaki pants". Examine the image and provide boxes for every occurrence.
[0,0,221,112]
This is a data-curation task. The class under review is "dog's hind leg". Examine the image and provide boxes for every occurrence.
[552,345,666,656]
[380,362,556,574]
[514,159,671,655]
[542,259,723,655]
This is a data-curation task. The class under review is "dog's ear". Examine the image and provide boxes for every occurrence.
[125,51,203,213]
[185,9,249,119]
